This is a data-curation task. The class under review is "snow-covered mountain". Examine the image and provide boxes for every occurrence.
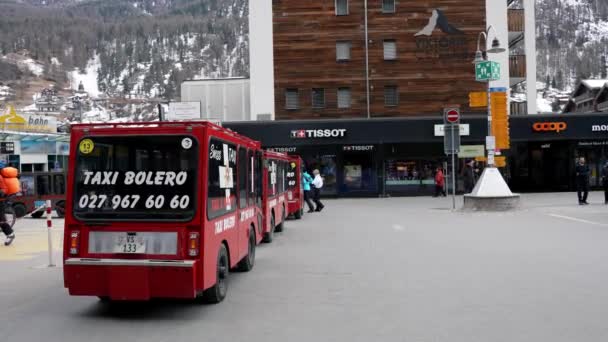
[0,0,248,103]
[536,0,608,92]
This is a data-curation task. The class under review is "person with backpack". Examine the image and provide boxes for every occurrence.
[302,170,315,213]
[575,157,590,205]
[0,161,20,246]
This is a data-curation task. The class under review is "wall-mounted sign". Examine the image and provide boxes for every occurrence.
[167,102,202,121]
[0,106,57,133]
[458,145,485,158]
[591,124,608,132]
[532,122,567,133]
[343,145,374,152]
[414,9,470,60]
[268,147,297,153]
[434,124,469,136]
[578,141,608,146]
[290,129,347,139]
[0,142,15,154]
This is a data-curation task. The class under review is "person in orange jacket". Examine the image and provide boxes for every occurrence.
[0,161,15,246]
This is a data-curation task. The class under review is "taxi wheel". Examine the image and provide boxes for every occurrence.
[12,203,27,218]
[236,228,256,272]
[275,208,285,233]
[203,244,229,304]
[262,215,275,243]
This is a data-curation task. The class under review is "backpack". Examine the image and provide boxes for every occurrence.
[1,167,21,195]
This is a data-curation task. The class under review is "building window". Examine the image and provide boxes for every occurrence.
[337,88,351,109]
[285,89,299,110]
[336,41,352,61]
[335,0,348,16]
[384,40,397,60]
[384,86,399,106]
[312,88,325,109]
[382,0,395,13]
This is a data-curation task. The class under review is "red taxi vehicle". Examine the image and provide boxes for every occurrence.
[63,122,264,303]
[260,150,290,243]
[286,156,304,220]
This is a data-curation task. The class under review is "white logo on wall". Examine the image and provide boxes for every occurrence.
[592,124,608,132]
[415,9,464,37]
[181,138,193,149]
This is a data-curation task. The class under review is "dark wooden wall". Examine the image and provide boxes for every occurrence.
[273,0,487,120]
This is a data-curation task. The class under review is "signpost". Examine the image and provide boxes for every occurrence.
[475,61,501,82]
[469,92,488,107]
[443,107,460,210]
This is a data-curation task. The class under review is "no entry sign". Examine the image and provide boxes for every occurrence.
[445,108,460,123]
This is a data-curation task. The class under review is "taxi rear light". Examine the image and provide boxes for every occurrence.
[70,231,80,255]
[188,232,199,257]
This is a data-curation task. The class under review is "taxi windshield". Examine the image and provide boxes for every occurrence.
[73,135,198,221]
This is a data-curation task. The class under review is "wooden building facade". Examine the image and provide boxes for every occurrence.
[273,0,488,119]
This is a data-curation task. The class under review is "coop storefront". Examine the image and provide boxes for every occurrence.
[225,117,489,197]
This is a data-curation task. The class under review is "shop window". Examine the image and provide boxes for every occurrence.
[383,40,397,60]
[312,88,326,109]
[337,88,351,109]
[285,89,299,110]
[335,0,348,16]
[207,138,237,219]
[36,175,51,195]
[385,86,399,106]
[382,0,395,13]
[342,146,377,193]
[385,160,439,194]
[336,41,351,61]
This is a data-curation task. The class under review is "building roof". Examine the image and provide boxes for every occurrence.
[581,80,608,89]
[595,83,608,105]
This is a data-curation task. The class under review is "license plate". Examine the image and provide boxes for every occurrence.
[35,200,45,208]
[114,233,146,254]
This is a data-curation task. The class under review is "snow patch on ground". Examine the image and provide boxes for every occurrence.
[23,59,43,76]
[537,93,554,113]
[69,54,101,98]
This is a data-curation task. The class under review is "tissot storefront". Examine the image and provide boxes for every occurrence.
[225,113,608,197]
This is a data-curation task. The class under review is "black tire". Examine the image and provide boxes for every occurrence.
[262,214,275,243]
[294,208,303,220]
[275,207,286,232]
[12,203,27,218]
[30,211,44,219]
[202,244,229,304]
[98,296,111,303]
[236,228,255,272]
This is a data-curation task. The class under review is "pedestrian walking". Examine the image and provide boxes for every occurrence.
[312,169,325,212]
[575,157,590,205]
[0,162,15,246]
[434,166,446,197]
[302,170,315,213]
[602,160,608,204]
[463,160,476,194]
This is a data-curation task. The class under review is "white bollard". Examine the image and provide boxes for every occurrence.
[46,200,55,267]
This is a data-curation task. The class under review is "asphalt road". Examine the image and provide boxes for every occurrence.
[2,192,608,342]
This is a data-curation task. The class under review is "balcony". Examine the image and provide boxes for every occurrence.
[509,55,526,86]
[508,9,525,46]
[510,101,527,116]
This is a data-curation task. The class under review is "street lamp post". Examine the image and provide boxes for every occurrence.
[472,25,505,168]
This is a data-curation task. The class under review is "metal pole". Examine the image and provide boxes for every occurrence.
[158,103,164,122]
[451,127,456,210]
[364,0,370,119]
[46,200,55,267]
[487,81,493,167]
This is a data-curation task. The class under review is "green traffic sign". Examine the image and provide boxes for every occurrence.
[475,61,501,82]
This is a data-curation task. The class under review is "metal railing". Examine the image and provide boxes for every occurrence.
[508,9,525,32]
[509,55,526,79]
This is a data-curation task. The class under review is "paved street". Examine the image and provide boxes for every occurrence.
[2,193,608,342]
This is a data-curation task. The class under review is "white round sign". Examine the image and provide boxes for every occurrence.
[181,138,193,150]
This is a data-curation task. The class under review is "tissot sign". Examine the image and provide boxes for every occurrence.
[290,129,347,139]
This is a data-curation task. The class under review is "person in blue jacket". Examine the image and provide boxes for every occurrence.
[302,170,315,213]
